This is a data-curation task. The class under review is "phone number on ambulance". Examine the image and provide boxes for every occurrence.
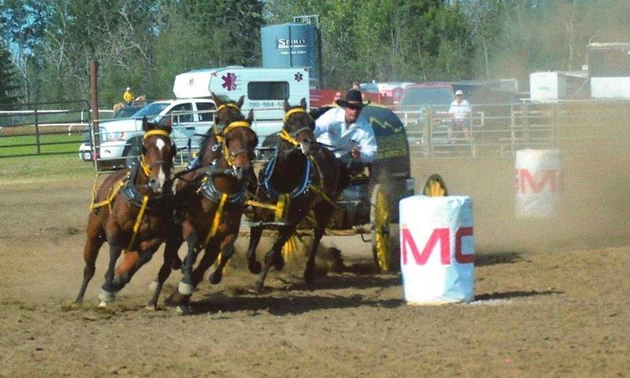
[249,101,283,108]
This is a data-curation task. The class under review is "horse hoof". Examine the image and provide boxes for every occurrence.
[145,304,158,311]
[208,271,222,285]
[304,269,315,284]
[176,305,191,315]
[98,289,115,304]
[273,255,285,271]
[248,261,262,274]
[98,301,108,308]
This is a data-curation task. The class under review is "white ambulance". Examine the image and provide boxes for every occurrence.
[173,66,311,144]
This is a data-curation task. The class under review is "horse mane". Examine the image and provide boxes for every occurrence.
[134,95,146,106]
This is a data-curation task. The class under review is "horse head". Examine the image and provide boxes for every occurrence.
[281,98,316,156]
[196,93,248,168]
[212,92,245,133]
[140,116,175,195]
[219,109,257,180]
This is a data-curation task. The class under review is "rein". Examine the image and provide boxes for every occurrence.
[279,108,313,148]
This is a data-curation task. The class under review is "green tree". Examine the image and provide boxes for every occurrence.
[0,41,19,105]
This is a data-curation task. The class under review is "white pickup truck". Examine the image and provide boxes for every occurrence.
[79,98,216,170]
[81,66,311,170]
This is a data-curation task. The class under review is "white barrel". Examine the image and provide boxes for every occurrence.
[399,195,475,305]
[515,149,561,218]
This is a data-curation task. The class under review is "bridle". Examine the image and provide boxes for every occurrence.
[212,103,254,168]
[279,107,313,153]
[139,129,173,176]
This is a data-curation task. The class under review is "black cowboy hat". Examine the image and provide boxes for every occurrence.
[336,89,370,109]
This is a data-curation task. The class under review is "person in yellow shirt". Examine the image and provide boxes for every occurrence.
[123,87,134,104]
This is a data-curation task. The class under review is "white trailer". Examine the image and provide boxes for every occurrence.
[588,43,630,100]
[173,66,310,142]
[529,71,588,103]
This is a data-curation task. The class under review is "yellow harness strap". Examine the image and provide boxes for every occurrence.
[204,192,228,247]
[139,155,151,176]
[127,195,149,252]
[217,103,240,113]
[223,120,250,134]
[274,194,290,222]
[143,129,171,140]
[282,107,309,123]
[279,129,300,146]
[89,175,128,213]
[214,120,251,152]
[306,156,339,209]
[245,199,278,211]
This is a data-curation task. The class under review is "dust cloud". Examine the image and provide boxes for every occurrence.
[410,102,630,254]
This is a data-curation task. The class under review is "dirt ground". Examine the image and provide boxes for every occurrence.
[1,133,630,377]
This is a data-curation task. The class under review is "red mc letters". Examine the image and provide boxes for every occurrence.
[401,227,474,266]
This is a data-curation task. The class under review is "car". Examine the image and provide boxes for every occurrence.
[397,82,455,113]
[79,98,216,169]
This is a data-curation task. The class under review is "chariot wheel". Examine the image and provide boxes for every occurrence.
[422,173,448,197]
[370,184,394,272]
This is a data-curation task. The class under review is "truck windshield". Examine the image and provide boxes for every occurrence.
[401,87,454,107]
[131,102,170,118]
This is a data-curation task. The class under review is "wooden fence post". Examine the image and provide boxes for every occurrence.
[90,60,100,171]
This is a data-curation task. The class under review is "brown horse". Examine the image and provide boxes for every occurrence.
[246,98,341,292]
[147,95,258,313]
[75,117,176,306]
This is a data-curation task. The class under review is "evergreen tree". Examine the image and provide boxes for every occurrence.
[0,41,19,106]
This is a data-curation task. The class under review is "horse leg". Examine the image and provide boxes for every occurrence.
[254,226,295,293]
[148,234,183,310]
[173,233,199,314]
[208,234,237,284]
[112,244,159,292]
[304,206,336,284]
[99,243,123,307]
[304,226,326,284]
[75,223,105,304]
[190,239,220,287]
[246,225,263,274]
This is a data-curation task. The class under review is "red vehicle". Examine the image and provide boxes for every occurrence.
[310,88,395,108]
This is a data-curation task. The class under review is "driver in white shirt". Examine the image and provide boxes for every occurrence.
[313,89,377,189]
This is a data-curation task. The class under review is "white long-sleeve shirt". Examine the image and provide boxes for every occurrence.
[313,107,378,163]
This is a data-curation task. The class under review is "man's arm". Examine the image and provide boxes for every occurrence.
[357,125,377,163]
[313,108,335,138]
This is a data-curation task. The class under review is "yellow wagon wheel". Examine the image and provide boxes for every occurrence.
[371,184,392,272]
[423,173,448,197]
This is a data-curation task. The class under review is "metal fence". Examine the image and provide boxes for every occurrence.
[395,99,630,159]
[0,100,94,158]
[3,99,630,162]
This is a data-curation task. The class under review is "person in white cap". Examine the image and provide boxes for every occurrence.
[447,89,471,141]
